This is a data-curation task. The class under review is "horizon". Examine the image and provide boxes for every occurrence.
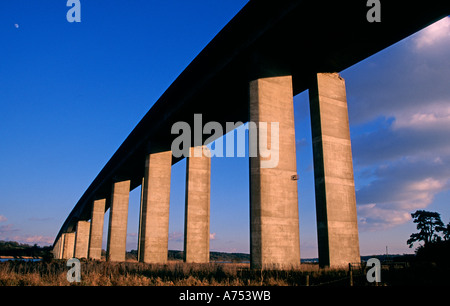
[0,239,415,259]
[0,1,449,259]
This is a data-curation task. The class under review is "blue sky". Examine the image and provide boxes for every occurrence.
[0,1,449,258]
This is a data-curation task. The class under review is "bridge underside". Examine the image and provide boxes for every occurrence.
[54,0,449,267]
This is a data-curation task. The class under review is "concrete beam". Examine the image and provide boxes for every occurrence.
[54,1,449,246]
[62,232,75,259]
[184,146,211,263]
[106,180,130,262]
[249,75,300,269]
[74,220,90,259]
[139,151,172,263]
[309,72,360,267]
[88,199,106,260]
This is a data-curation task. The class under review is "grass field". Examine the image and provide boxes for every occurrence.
[1,259,449,286]
[0,260,349,286]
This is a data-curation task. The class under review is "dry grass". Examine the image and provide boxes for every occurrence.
[0,260,367,286]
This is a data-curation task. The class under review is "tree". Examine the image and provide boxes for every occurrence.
[439,222,450,241]
[407,210,445,249]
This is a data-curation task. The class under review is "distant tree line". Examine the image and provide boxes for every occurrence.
[0,240,52,259]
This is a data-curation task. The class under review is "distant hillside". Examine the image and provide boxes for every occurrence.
[209,251,250,262]
[127,250,250,262]
[361,254,415,263]
[108,249,419,264]
[1,240,416,264]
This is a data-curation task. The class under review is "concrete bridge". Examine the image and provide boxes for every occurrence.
[52,0,449,268]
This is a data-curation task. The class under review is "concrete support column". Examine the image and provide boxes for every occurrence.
[107,180,130,262]
[74,220,90,259]
[139,151,172,263]
[184,146,211,263]
[62,232,75,259]
[53,235,64,259]
[88,199,106,260]
[137,178,145,262]
[249,75,300,269]
[309,73,360,267]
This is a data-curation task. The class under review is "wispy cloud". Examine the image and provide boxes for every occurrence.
[353,118,450,232]
[169,231,183,242]
[28,217,53,222]
[0,223,19,236]
[347,18,450,231]
[0,215,53,246]
[356,162,449,231]
[358,204,411,232]
[168,231,215,241]
[14,235,54,246]
[347,19,450,126]
[0,215,18,237]
[413,17,450,50]
[0,225,53,246]
[353,111,450,166]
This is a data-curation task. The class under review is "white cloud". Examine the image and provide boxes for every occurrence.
[0,222,21,241]
[358,204,411,232]
[357,184,436,231]
[0,216,54,246]
[408,177,446,192]
[413,17,450,50]
[353,119,450,166]
[393,101,450,130]
[168,231,183,242]
[346,18,450,126]
[355,157,450,231]
[15,235,54,246]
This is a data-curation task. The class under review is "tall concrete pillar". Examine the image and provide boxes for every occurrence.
[74,220,90,259]
[184,146,211,263]
[107,180,130,262]
[137,177,145,263]
[53,235,64,259]
[309,73,360,267]
[88,199,106,260]
[62,232,75,259]
[249,75,300,269]
[139,151,172,263]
